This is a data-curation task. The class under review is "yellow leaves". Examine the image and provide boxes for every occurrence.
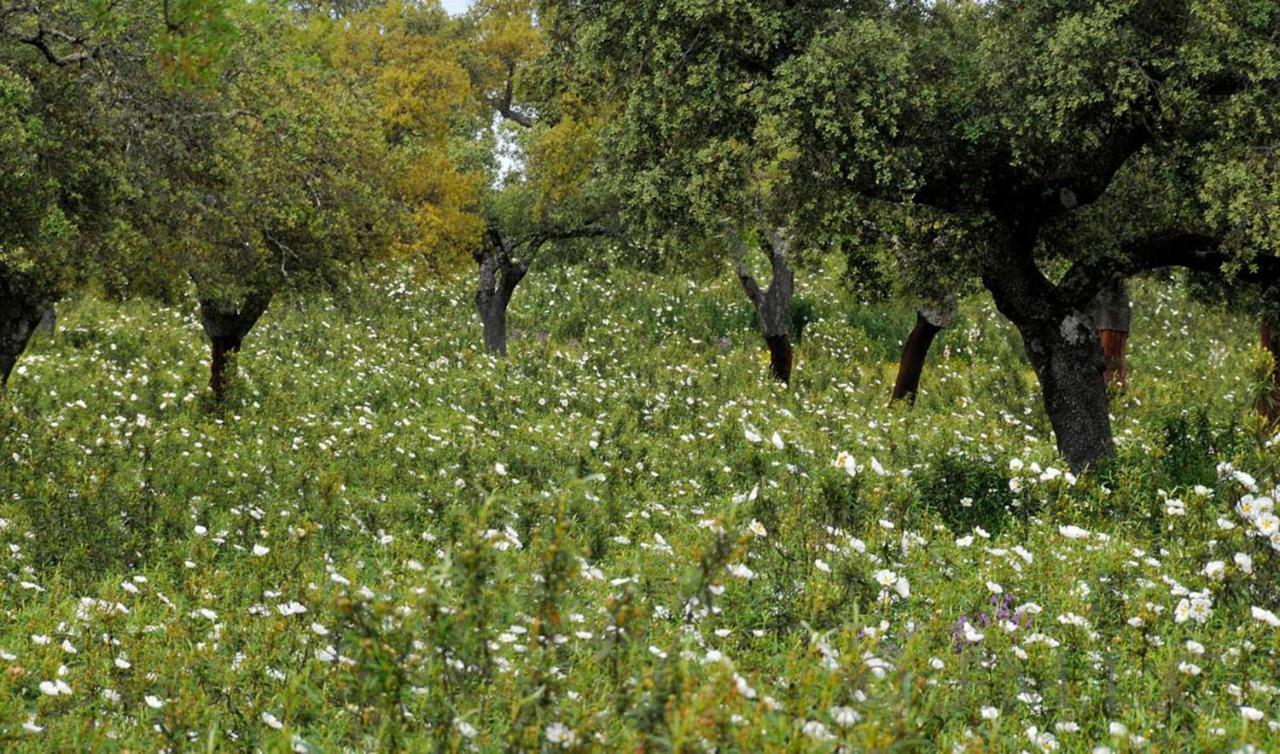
[326,1,491,275]
[377,55,472,142]
[469,0,544,115]
[526,111,601,220]
[473,0,544,69]
[396,153,484,274]
[329,2,475,143]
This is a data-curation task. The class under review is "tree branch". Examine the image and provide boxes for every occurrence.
[1055,232,1280,310]
[7,22,94,67]
[1042,120,1154,217]
[488,62,535,128]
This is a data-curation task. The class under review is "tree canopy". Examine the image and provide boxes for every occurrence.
[2,0,1277,467]
[543,0,1280,467]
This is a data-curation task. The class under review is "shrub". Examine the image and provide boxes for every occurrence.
[916,451,1017,535]
[1158,408,1240,489]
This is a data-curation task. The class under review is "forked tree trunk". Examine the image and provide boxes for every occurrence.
[891,300,957,403]
[1,288,47,387]
[1021,316,1113,472]
[198,293,271,400]
[474,236,530,357]
[1262,314,1280,426]
[736,228,795,385]
[983,243,1114,472]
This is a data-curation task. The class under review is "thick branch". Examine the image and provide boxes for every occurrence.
[737,266,765,313]
[7,23,94,66]
[529,223,612,247]
[731,227,794,336]
[762,227,791,270]
[488,62,535,128]
[1041,121,1154,217]
[1057,232,1280,310]
[979,240,1064,325]
[516,223,613,269]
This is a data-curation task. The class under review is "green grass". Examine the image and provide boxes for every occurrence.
[1,265,1278,751]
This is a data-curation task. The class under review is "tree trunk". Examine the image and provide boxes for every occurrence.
[891,312,942,403]
[891,298,958,404]
[1087,280,1131,394]
[1018,316,1114,472]
[208,334,243,400]
[737,229,795,385]
[765,334,793,383]
[1,291,46,387]
[1262,314,1280,426]
[1098,330,1128,393]
[474,236,528,357]
[982,241,1114,472]
[198,293,271,400]
[481,297,510,356]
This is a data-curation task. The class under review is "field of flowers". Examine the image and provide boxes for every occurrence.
[2,265,1279,752]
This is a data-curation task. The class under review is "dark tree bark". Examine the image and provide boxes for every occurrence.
[891,299,957,404]
[891,313,942,404]
[0,295,45,387]
[474,232,531,357]
[765,334,793,383]
[982,242,1114,473]
[198,293,271,400]
[736,229,795,384]
[0,273,51,387]
[1262,314,1280,426]
[1019,317,1114,473]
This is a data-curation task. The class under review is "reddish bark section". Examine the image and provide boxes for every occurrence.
[1099,329,1128,394]
[1263,316,1280,425]
[209,335,243,400]
[890,312,943,404]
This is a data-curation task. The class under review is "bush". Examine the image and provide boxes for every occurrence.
[810,466,866,532]
[916,451,1017,535]
[1158,408,1240,489]
[788,296,817,344]
[700,297,756,339]
[846,305,914,361]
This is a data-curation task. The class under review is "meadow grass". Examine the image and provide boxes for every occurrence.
[1,265,1278,752]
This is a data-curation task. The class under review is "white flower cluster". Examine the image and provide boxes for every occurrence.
[1007,458,1076,492]
[1220,464,1280,551]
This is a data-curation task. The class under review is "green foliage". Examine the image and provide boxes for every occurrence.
[812,465,866,532]
[545,0,1279,470]
[1158,408,1242,489]
[845,304,913,362]
[2,1,1280,747]
[699,298,757,341]
[788,295,816,344]
[916,450,1018,536]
